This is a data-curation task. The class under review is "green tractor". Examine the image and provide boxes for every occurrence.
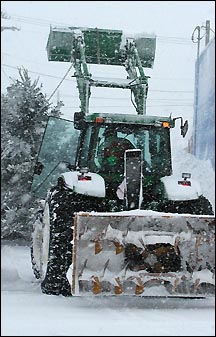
[31,26,214,298]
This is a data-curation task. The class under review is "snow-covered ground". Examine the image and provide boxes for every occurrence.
[1,241,215,336]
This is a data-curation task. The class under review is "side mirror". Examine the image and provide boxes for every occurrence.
[34,161,44,175]
[173,116,188,138]
[181,120,188,138]
[74,111,86,130]
[67,163,76,171]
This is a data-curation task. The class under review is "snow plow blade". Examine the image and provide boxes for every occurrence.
[71,211,215,297]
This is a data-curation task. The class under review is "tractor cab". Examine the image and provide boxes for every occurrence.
[32,112,174,202]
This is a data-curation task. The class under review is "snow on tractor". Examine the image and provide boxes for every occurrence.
[31,26,215,297]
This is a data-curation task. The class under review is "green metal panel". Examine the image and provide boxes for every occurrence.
[47,28,73,62]
[82,28,123,65]
[85,113,175,127]
[47,26,156,68]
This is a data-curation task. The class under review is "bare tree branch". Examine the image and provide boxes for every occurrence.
[1,10,10,19]
[1,26,20,31]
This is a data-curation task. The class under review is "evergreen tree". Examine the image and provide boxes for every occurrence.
[1,68,63,241]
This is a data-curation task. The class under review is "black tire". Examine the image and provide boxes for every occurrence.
[31,247,41,279]
[40,186,74,297]
[160,195,214,216]
[40,179,107,296]
[31,209,44,280]
[191,195,214,215]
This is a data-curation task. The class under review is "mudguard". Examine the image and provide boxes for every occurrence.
[161,175,202,201]
[61,171,105,198]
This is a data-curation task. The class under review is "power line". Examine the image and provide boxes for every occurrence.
[1,67,13,83]
[2,64,194,94]
[150,77,193,81]
[8,14,194,45]
[46,63,74,102]
[10,14,68,26]
[63,104,193,108]
[2,52,51,67]
[1,63,73,81]
[2,53,195,81]
[59,94,193,101]
[157,35,191,41]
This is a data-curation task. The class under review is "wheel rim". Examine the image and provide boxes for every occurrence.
[40,202,50,280]
[32,216,43,276]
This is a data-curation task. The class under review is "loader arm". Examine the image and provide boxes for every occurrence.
[124,39,149,115]
[71,31,91,115]
[72,31,150,115]
[47,26,155,115]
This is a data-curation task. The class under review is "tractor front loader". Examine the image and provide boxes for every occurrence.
[30,26,215,298]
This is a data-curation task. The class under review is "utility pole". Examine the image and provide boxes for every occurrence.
[191,25,202,59]
[190,23,203,155]
[190,20,212,156]
[191,20,212,58]
[205,20,210,46]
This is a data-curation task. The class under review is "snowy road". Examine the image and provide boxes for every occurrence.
[1,242,215,336]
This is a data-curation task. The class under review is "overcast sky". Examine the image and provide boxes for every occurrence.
[1,1,215,150]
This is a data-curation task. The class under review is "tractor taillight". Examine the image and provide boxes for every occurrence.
[95,117,104,123]
[178,180,191,186]
[78,175,92,181]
